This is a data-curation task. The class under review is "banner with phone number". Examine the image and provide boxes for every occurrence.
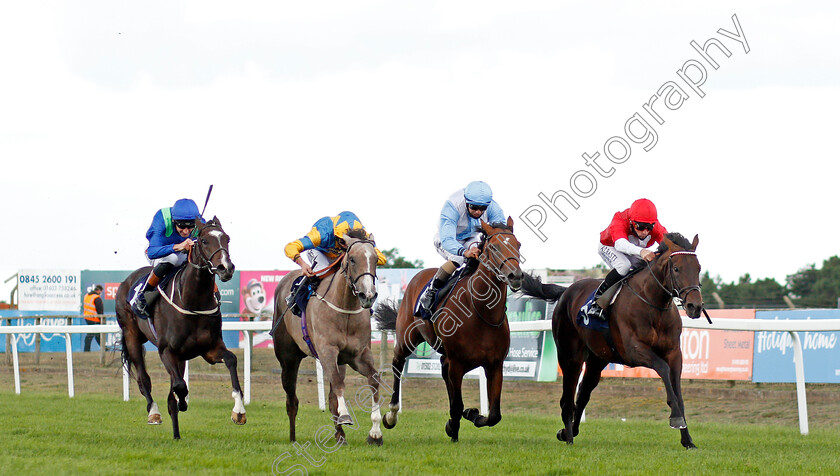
[18,269,81,312]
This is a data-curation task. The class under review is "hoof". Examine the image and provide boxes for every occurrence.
[231,411,247,425]
[670,417,687,429]
[557,429,573,445]
[685,444,699,450]
[148,414,162,425]
[382,412,397,430]
[336,414,353,426]
[445,420,458,442]
[366,435,384,446]
[462,408,481,422]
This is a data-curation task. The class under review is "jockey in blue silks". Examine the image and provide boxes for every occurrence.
[418,181,505,316]
[130,198,204,317]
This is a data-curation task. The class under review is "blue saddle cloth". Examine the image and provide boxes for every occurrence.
[576,290,610,332]
[289,276,314,317]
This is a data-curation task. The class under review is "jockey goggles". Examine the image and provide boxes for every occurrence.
[633,221,654,231]
[175,220,196,229]
[468,204,488,212]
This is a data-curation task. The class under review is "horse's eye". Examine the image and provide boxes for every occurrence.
[674,267,679,273]
[349,257,355,264]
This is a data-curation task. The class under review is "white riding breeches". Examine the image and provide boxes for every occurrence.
[433,233,483,265]
[598,244,642,276]
[148,251,188,268]
[303,249,336,273]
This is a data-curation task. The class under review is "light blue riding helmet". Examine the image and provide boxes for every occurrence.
[171,198,200,220]
[464,181,493,207]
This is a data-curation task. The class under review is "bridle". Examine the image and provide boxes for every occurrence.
[478,231,521,288]
[188,221,230,275]
[627,250,701,311]
[342,239,378,298]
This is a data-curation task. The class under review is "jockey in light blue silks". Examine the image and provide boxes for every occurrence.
[130,198,204,317]
[418,181,505,317]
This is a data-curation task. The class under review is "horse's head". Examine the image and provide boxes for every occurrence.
[340,230,379,309]
[656,233,702,318]
[193,216,235,282]
[479,216,523,292]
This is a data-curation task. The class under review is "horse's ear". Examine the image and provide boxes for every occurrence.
[691,234,699,250]
[367,233,375,243]
[506,216,514,231]
[480,219,492,234]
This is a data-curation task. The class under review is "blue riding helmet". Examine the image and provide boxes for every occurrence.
[171,198,200,220]
[464,181,493,206]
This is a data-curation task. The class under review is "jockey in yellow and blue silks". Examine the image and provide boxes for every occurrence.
[130,198,204,317]
[284,211,386,277]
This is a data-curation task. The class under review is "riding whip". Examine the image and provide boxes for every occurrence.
[200,184,213,217]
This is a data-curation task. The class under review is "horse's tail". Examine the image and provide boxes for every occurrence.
[373,298,399,331]
[520,273,566,303]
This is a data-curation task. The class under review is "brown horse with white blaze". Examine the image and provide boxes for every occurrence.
[377,218,523,442]
[115,217,245,440]
[520,232,704,449]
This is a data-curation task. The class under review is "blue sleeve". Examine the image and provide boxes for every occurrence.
[487,200,506,225]
[439,201,463,256]
[145,211,177,259]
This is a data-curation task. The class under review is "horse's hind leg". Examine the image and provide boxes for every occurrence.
[384,319,424,430]
[349,347,384,446]
[203,344,246,425]
[573,357,608,438]
[122,330,160,424]
[557,358,583,445]
[464,362,503,428]
[275,347,304,442]
[442,357,466,442]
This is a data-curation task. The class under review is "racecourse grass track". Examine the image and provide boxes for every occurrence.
[1,348,839,475]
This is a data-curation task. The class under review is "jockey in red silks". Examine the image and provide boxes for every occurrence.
[583,198,668,320]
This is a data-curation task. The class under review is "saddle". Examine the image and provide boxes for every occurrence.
[287,275,320,317]
[413,260,478,319]
[126,267,180,320]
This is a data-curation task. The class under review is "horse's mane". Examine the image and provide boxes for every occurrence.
[345,228,368,240]
[658,232,692,253]
[474,222,512,233]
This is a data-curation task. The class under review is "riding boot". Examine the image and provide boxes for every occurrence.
[132,270,162,317]
[419,261,457,318]
[586,268,623,321]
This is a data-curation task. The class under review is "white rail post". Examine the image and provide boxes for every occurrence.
[184,360,190,404]
[12,334,21,394]
[65,332,74,398]
[243,330,252,405]
[479,368,489,416]
[123,359,130,401]
[789,331,809,435]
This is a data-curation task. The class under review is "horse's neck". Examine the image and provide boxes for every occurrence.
[636,261,672,306]
[468,265,508,316]
[177,264,215,307]
[324,269,358,310]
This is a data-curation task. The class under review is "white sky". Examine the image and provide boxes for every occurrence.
[1,1,839,301]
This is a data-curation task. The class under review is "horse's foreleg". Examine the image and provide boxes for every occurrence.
[464,362,503,428]
[220,349,246,424]
[159,348,187,439]
[349,347,383,446]
[320,348,351,444]
[646,349,695,449]
[442,358,465,442]
[557,360,583,445]
[665,350,697,449]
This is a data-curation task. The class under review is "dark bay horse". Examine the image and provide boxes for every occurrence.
[271,231,384,446]
[377,218,523,442]
[115,217,244,440]
[521,232,703,449]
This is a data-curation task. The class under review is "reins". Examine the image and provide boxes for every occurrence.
[164,221,228,316]
[468,230,520,327]
[310,239,378,315]
[625,250,709,322]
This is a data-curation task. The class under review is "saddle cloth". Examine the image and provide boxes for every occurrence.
[126,268,179,320]
[413,262,474,319]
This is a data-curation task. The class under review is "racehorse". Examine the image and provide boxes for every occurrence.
[115,217,244,440]
[271,230,384,446]
[520,232,703,449]
[377,218,523,442]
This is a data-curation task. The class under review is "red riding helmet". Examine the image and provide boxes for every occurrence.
[628,198,658,223]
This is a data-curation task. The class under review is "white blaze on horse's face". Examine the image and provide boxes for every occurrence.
[202,226,235,282]
[345,239,378,308]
